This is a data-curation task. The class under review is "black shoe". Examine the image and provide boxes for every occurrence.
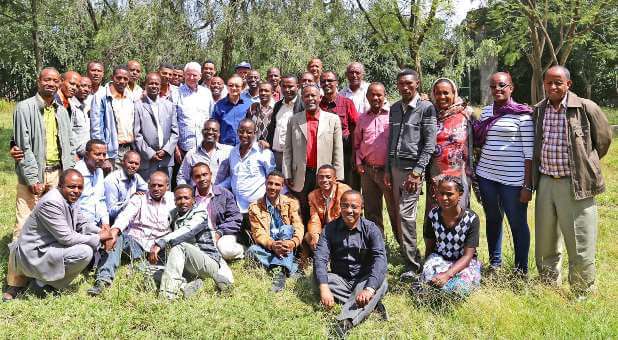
[27,281,58,298]
[400,270,420,282]
[87,280,108,297]
[333,319,353,339]
[375,301,389,321]
[271,269,287,293]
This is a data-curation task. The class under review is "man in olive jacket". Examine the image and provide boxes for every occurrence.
[532,66,612,296]
[5,67,76,301]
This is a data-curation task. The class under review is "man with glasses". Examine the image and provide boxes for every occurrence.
[319,71,360,190]
[212,75,252,146]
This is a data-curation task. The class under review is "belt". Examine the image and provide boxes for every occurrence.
[118,143,132,148]
[363,163,384,171]
[44,164,61,172]
[543,173,569,179]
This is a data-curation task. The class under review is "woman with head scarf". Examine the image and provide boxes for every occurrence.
[473,72,533,276]
[422,78,475,239]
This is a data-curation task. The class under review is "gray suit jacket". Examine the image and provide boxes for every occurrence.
[283,109,344,192]
[133,96,179,170]
[12,188,100,282]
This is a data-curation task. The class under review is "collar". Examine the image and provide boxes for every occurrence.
[306,109,321,121]
[265,194,281,210]
[283,95,297,106]
[199,142,223,154]
[75,159,96,177]
[147,191,170,204]
[196,185,215,200]
[404,93,421,109]
[366,107,388,116]
[335,216,361,232]
[225,96,244,106]
[107,82,127,99]
[234,141,260,156]
[55,91,70,109]
[35,93,56,110]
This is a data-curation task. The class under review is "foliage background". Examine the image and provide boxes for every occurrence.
[0,0,615,105]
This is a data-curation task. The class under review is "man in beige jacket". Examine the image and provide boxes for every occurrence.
[283,85,343,223]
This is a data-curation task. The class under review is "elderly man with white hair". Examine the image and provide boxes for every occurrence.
[340,62,371,115]
[176,62,215,159]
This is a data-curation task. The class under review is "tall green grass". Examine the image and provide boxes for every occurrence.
[0,102,616,338]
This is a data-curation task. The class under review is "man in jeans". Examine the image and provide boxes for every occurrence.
[385,69,437,280]
[87,171,176,296]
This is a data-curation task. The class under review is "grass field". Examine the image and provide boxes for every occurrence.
[606,106,618,125]
[0,99,617,338]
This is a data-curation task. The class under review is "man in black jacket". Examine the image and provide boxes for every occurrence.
[156,184,234,300]
[265,75,304,170]
[385,69,437,280]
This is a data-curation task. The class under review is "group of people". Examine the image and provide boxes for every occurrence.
[3,55,612,336]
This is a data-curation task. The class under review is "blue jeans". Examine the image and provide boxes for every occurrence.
[247,225,298,274]
[478,177,530,272]
[95,234,147,283]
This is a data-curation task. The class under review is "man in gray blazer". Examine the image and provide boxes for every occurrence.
[133,72,179,180]
[283,85,343,223]
[9,169,113,297]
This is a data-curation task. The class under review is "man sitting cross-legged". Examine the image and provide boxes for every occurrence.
[88,171,175,296]
[155,184,234,299]
[315,190,388,337]
[247,171,303,292]
[9,169,114,297]
[191,162,245,260]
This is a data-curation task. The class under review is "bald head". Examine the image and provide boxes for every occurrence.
[60,71,81,99]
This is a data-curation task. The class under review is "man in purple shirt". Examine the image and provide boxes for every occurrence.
[353,82,397,241]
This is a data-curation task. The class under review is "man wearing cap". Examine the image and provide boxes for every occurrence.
[235,61,252,90]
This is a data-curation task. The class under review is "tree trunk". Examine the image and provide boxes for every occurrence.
[30,0,42,72]
[479,55,497,105]
[220,0,239,77]
[530,66,544,104]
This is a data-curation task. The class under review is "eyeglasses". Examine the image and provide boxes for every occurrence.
[340,203,361,209]
[490,82,511,90]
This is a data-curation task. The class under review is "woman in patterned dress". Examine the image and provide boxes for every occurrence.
[421,175,481,296]
[423,78,475,235]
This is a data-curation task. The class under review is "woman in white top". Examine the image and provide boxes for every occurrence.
[473,72,534,275]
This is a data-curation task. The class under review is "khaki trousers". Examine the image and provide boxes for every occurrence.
[360,166,398,242]
[9,168,61,287]
[535,175,598,292]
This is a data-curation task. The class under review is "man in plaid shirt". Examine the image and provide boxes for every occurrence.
[531,66,612,299]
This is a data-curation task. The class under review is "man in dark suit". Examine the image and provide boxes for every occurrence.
[133,72,179,180]
[265,75,304,170]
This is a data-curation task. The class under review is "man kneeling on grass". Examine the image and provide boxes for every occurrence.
[155,184,234,299]
[314,190,388,337]
[247,170,304,292]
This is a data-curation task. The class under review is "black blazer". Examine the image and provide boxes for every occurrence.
[265,95,305,145]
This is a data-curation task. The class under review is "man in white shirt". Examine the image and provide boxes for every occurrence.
[340,62,370,115]
[266,75,304,170]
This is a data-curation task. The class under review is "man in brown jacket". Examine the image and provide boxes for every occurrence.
[247,171,304,292]
[532,66,612,298]
[305,164,351,251]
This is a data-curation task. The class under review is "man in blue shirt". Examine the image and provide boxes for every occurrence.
[314,190,388,337]
[224,118,275,214]
[104,150,148,223]
[74,139,110,228]
[211,75,251,145]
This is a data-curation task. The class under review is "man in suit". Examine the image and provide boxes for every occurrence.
[265,75,304,169]
[283,84,343,223]
[133,72,179,179]
[9,169,114,297]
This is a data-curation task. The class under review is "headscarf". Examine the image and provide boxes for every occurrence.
[472,97,533,146]
[430,78,472,121]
